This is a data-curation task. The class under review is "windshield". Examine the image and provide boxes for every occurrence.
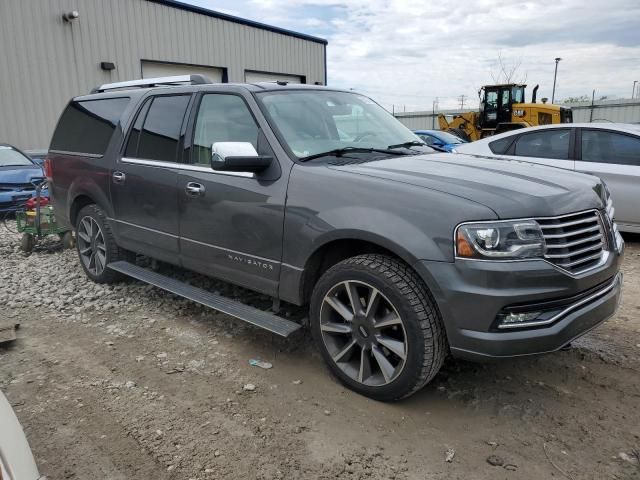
[0,146,33,167]
[433,131,465,144]
[257,90,422,159]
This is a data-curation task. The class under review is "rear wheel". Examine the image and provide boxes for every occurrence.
[20,233,34,253]
[75,204,128,283]
[310,254,447,401]
[59,231,74,249]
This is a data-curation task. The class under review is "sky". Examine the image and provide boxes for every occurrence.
[186,0,640,111]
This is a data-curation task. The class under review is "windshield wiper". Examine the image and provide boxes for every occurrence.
[299,147,409,162]
[387,141,448,153]
[387,141,425,149]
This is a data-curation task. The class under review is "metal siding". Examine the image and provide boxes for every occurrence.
[0,0,326,149]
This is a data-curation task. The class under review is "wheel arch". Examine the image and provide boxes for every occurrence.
[67,178,114,228]
[291,232,422,306]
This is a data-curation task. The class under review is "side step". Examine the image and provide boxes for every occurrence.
[108,261,301,337]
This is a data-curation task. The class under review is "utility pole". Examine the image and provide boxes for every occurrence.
[458,94,467,110]
[551,57,562,104]
[633,81,638,99]
[432,97,439,129]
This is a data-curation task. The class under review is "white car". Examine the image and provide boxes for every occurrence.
[454,123,640,233]
[0,391,43,479]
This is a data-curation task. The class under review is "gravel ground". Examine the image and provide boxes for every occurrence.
[1,221,639,480]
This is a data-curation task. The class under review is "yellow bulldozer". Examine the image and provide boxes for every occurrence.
[438,84,573,142]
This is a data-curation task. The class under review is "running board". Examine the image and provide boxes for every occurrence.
[108,261,301,337]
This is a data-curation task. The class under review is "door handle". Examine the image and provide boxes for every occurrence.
[112,171,126,184]
[185,182,205,197]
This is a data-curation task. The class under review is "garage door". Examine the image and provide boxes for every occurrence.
[244,70,303,84]
[141,61,224,83]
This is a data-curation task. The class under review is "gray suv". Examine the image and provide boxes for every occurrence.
[47,76,624,401]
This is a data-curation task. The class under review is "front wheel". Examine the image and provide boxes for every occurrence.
[310,254,447,401]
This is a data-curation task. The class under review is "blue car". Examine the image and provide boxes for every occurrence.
[0,144,46,214]
[413,129,467,152]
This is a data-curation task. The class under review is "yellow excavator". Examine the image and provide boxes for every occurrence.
[438,84,573,142]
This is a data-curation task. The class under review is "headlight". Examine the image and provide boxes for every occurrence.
[456,220,546,260]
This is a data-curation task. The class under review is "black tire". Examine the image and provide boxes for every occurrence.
[310,254,447,401]
[75,204,129,283]
[446,127,471,143]
[20,233,34,253]
[59,231,74,249]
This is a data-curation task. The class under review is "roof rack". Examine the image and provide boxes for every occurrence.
[91,74,212,93]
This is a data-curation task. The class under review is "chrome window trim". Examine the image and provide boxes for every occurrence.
[49,149,103,158]
[120,157,255,178]
[497,273,621,329]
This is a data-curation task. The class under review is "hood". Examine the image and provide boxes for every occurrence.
[328,153,606,219]
[0,165,44,184]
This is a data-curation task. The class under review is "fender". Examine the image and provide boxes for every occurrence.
[67,175,114,224]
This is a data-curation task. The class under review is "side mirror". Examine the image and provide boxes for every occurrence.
[211,142,272,173]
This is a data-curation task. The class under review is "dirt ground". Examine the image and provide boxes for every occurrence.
[1,225,639,480]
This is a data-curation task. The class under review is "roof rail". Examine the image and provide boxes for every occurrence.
[91,74,212,93]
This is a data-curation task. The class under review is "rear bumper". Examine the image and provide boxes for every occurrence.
[415,247,623,361]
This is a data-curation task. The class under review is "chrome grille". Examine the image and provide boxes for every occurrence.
[538,210,606,274]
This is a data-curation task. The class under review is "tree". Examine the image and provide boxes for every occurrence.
[490,52,528,84]
[562,95,590,104]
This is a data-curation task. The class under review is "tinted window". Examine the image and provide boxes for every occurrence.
[514,129,570,159]
[581,130,640,166]
[418,134,435,145]
[192,94,259,165]
[124,98,152,158]
[137,95,190,162]
[489,136,514,154]
[50,98,129,155]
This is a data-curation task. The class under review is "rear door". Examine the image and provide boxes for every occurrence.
[576,128,640,232]
[110,93,192,264]
[502,128,575,170]
[177,91,287,296]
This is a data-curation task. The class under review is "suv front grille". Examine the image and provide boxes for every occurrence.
[538,210,606,274]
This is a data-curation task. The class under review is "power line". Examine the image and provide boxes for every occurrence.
[458,94,467,110]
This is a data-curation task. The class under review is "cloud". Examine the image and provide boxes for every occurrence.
[188,0,640,110]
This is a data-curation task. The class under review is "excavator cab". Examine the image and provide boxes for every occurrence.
[480,84,525,130]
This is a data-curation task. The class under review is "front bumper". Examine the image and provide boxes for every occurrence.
[415,247,623,361]
[0,188,48,213]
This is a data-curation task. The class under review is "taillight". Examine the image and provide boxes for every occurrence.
[44,157,53,179]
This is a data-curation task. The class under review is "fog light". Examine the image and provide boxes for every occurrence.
[499,311,542,325]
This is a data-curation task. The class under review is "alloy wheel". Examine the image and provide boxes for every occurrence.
[319,280,408,387]
[77,216,107,276]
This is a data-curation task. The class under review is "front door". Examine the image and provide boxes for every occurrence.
[178,92,287,295]
[110,93,192,264]
[576,128,640,232]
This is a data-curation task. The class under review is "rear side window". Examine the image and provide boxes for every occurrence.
[50,98,129,155]
[581,130,640,166]
[133,95,190,163]
[514,129,570,159]
[488,136,514,154]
